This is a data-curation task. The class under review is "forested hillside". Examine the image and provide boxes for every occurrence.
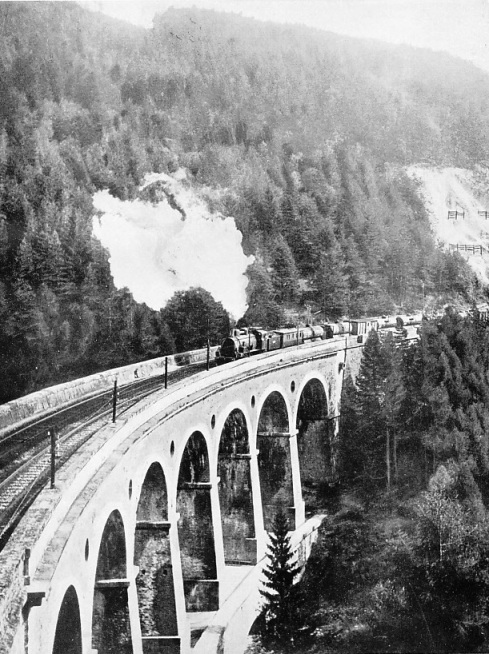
[249,310,489,653]
[0,2,488,401]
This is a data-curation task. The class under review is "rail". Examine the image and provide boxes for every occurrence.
[0,334,407,651]
[0,331,418,555]
[0,346,219,439]
[0,363,209,550]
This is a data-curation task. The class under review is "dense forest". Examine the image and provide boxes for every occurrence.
[0,1,488,401]
[3,4,489,652]
[249,311,489,653]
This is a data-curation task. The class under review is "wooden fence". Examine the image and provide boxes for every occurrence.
[449,243,485,255]
[448,210,465,220]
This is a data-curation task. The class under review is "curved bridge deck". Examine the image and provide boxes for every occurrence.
[0,336,361,654]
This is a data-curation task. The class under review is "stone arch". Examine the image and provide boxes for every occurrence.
[136,462,168,522]
[91,509,133,654]
[177,431,218,612]
[134,462,179,648]
[178,430,210,484]
[296,377,334,511]
[257,390,294,529]
[52,586,82,654]
[257,390,289,434]
[218,409,256,564]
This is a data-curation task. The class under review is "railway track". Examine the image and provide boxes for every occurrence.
[0,362,210,550]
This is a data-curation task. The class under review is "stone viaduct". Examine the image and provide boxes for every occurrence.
[0,336,364,654]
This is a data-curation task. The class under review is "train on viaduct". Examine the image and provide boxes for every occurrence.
[0,334,366,654]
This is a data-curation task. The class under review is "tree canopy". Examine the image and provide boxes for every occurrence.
[0,2,485,400]
[160,287,230,352]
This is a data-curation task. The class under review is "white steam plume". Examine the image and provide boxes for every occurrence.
[92,171,254,319]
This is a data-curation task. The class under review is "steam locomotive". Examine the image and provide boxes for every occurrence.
[215,314,423,364]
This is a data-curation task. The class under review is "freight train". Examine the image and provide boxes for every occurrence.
[215,314,424,364]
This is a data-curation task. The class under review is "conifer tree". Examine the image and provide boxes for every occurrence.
[259,508,303,645]
[270,235,299,304]
[241,261,284,328]
[356,329,388,423]
[314,248,349,319]
[354,329,403,493]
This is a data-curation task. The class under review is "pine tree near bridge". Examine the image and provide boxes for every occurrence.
[340,329,405,499]
[258,509,308,647]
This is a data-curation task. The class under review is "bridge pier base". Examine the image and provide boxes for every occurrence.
[218,454,257,565]
[177,482,219,613]
[134,521,179,652]
[92,580,134,654]
[248,447,266,560]
[289,430,306,528]
[168,510,191,654]
[128,571,144,654]
[141,635,181,654]
[257,431,304,531]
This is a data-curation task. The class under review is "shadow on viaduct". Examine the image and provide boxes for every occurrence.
[4,338,360,654]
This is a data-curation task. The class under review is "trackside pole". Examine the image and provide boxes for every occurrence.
[165,357,168,389]
[112,379,117,423]
[207,317,211,369]
[50,427,56,488]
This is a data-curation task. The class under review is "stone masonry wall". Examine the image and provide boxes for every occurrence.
[0,346,218,437]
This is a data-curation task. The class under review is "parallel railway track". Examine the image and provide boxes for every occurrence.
[0,328,421,552]
[0,362,209,550]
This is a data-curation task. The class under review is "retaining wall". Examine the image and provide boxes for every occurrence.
[0,346,219,438]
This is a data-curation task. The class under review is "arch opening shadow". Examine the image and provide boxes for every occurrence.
[296,379,334,512]
[218,409,256,564]
[52,586,82,654]
[257,392,294,530]
[177,432,218,613]
[134,463,180,651]
[91,510,133,654]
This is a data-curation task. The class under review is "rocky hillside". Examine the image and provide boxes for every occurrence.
[409,167,489,285]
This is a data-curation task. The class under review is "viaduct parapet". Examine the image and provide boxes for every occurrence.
[0,336,363,654]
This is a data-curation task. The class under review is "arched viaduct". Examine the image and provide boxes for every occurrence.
[2,337,361,654]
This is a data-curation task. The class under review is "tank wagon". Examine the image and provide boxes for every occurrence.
[215,314,424,364]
